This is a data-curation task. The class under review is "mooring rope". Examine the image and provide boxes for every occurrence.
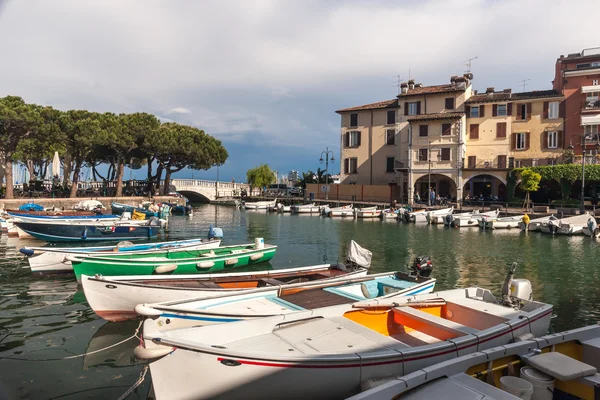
[117,365,149,400]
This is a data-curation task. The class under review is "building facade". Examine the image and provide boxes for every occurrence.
[553,48,600,153]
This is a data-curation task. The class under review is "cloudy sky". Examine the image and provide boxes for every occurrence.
[1,0,599,182]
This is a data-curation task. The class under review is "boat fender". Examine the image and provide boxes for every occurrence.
[81,227,88,240]
[249,252,264,261]
[134,304,163,317]
[197,261,215,269]
[19,248,35,257]
[445,214,452,224]
[225,258,238,266]
[154,264,177,274]
[512,333,535,342]
[133,345,174,360]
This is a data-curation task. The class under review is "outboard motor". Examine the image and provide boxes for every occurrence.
[208,224,224,239]
[445,214,453,225]
[410,256,433,278]
[501,263,533,307]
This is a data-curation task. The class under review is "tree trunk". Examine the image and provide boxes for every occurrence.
[4,157,14,199]
[115,158,125,197]
[63,153,72,189]
[146,156,154,197]
[154,164,164,195]
[26,160,35,179]
[163,170,172,195]
[70,160,82,198]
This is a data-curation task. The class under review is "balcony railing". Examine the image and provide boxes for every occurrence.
[464,159,508,169]
[582,100,600,110]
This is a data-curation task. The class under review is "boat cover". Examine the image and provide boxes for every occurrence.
[346,240,372,268]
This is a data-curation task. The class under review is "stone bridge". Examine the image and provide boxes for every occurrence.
[170,179,252,202]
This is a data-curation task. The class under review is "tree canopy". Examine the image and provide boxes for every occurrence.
[246,164,276,191]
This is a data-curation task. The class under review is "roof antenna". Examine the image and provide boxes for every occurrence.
[393,75,405,94]
[518,78,531,92]
[464,56,478,73]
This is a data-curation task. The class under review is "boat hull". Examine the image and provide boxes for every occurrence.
[13,221,158,242]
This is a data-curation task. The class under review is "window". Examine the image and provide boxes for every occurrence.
[445,98,455,110]
[496,122,507,138]
[468,156,476,169]
[386,129,395,145]
[441,123,452,136]
[419,125,428,137]
[349,113,358,127]
[517,103,530,120]
[470,106,480,118]
[419,148,428,161]
[497,104,507,116]
[408,102,418,115]
[469,124,479,139]
[585,124,600,137]
[440,148,451,161]
[344,157,358,174]
[586,92,599,108]
[386,157,395,173]
[345,131,361,147]
[548,102,559,119]
[497,155,507,169]
[386,110,395,125]
[516,133,527,150]
[547,131,558,148]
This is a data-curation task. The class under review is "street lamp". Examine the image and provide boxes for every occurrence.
[320,147,335,200]
[426,141,442,206]
[568,132,600,213]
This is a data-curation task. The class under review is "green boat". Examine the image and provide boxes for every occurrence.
[67,243,277,282]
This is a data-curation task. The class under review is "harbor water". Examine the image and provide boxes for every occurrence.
[1,204,599,399]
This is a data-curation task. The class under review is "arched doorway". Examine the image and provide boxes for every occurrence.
[414,174,457,202]
[463,174,507,201]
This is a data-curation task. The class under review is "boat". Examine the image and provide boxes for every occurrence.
[291,203,322,214]
[351,324,600,400]
[20,237,222,274]
[540,213,591,235]
[407,207,453,223]
[452,209,499,227]
[324,204,354,217]
[81,241,375,322]
[519,215,553,231]
[5,209,108,218]
[111,201,170,218]
[425,207,455,224]
[274,203,291,213]
[67,241,277,282]
[443,210,479,226]
[243,199,277,210]
[583,216,599,239]
[134,265,551,400]
[380,208,401,220]
[11,218,162,242]
[356,206,382,218]
[479,215,524,230]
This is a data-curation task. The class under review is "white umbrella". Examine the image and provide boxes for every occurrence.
[52,151,60,177]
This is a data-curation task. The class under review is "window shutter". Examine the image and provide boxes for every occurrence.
[542,131,548,149]
[496,122,506,138]
[441,148,450,161]
[507,103,512,116]
[498,155,507,169]
[525,132,530,150]
[416,101,421,115]
[543,101,549,119]
[344,132,349,147]
[511,133,516,150]
[492,104,497,117]
[404,102,408,116]
[465,105,471,117]
[558,130,563,147]
[559,102,565,118]
[357,131,361,146]
[470,124,479,139]
[468,156,476,169]
[480,104,485,118]
[419,125,428,137]
[527,103,532,120]
[344,158,349,174]
[442,123,451,136]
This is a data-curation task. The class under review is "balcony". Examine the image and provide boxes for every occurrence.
[582,100,600,111]
[394,160,409,173]
[512,158,565,167]
[463,159,508,170]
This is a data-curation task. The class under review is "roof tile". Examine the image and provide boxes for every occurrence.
[335,99,398,113]
[466,90,563,104]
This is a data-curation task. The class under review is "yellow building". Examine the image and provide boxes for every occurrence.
[464,89,564,199]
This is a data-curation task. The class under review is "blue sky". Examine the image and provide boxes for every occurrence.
[1,0,599,183]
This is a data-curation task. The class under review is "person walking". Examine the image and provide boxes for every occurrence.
[429,187,436,206]
[414,191,421,204]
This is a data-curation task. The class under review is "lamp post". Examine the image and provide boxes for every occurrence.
[426,141,442,206]
[568,132,600,213]
[320,147,335,200]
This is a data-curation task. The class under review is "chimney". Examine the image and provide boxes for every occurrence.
[415,83,423,88]
[486,87,495,94]
[450,76,458,84]
[408,79,415,90]
[474,90,478,95]
[463,72,473,81]
[400,82,408,94]
[503,88,512,94]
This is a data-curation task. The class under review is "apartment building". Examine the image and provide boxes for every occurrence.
[464,89,564,199]
[396,75,472,204]
[553,47,600,152]
[335,99,399,186]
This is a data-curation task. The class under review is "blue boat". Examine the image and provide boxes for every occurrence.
[111,202,170,218]
[6,211,119,220]
[18,203,44,211]
[13,220,160,242]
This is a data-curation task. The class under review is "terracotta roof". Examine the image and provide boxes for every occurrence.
[398,84,464,98]
[466,90,563,104]
[407,112,465,122]
[335,99,398,113]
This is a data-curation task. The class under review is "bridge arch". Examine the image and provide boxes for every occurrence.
[177,190,212,203]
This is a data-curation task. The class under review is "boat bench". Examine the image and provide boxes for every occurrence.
[330,317,410,349]
[260,278,286,286]
[392,307,478,340]
[527,352,597,382]
[533,205,550,213]
[400,373,521,400]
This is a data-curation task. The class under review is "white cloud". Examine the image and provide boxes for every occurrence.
[165,107,192,115]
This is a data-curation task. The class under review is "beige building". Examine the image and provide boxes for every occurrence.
[464,89,564,199]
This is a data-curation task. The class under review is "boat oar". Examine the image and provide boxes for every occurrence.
[353,298,447,309]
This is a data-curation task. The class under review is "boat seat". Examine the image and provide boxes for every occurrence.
[393,306,478,338]
[582,337,600,370]
[260,278,286,286]
[330,316,410,349]
[527,352,597,381]
[201,251,216,257]
[401,373,521,400]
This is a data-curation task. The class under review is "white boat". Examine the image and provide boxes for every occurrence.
[243,199,277,210]
[326,204,354,217]
[426,207,455,224]
[291,203,322,214]
[583,216,599,238]
[351,324,600,400]
[355,206,381,218]
[405,209,429,223]
[479,215,524,230]
[380,209,401,220]
[82,263,369,322]
[519,215,553,231]
[274,203,291,213]
[406,207,452,224]
[443,210,479,226]
[540,213,591,235]
[452,209,499,227]
[21,238,221,274]
[135,267,551,400]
